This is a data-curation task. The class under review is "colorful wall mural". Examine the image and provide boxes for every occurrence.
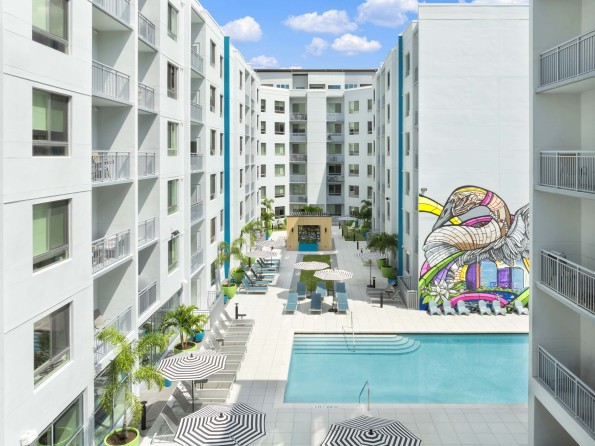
[418,186,530,310]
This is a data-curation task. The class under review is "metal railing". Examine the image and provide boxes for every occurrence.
[191,101,203,123]
[92,151,131,183]
[326,194,343,204]
[328,133,344,142]
[397,276,419,309]
[245,94,250,105]
[138,82,154,110]
[327,154,344,163]
[138,281,157,316]
[290,154,307,162]
[138,13,155,46]
[290,133,307,142]
[92,229,131,274]
[250,154,255,164]
[290,174,307,183]
[244,153,250,165]
[327,174,344,182]
[251,99,255,109]
[539,151,595,194]
[92,61,130,102]
[290,195,307,203]
[191,45,204,74]
[138,217,156,247]
[191,249,204,274]
[359,381,370,410]
[539,30,595,88]
[538,346,595,436]
[94,306,132,364]
[191,154,204,172]
[191,201,204,224]
[92,0,130,24]
[540,250,595,315]
[327,113,344,122]
[138,152,156,177]
[290,113,307,121]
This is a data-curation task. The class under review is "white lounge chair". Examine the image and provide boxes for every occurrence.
[492,300,507,316]
[478,300,492,315]
[514,300,529,315]
[152,405,180,443]
[428,300,442,316]
[456,300,470,315]
[442,299,456,316]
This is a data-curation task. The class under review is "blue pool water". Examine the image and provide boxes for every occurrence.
[284,334,528,404]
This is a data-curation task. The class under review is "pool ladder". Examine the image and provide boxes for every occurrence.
[359,380,370,410]
[342,312,355,351]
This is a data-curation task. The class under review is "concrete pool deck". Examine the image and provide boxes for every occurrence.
[142,228,529,445]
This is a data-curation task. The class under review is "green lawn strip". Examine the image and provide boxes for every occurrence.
[300,254,333,292]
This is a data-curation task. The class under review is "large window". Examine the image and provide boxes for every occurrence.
[33,200,69,271]
[209,86,216,112]
[348,143,359,156]
[33,89,69,156]
[274,122,285,135]
[275,206,285,218]
[349,164,359,177]
[275,185,285,198]
[210,130,216,155]
[275,143,285,156]
[34,304,70,385]
[167,180,178,214]
[275,164,285,177]
[260,99,266,112]
[168,236,178,272]
[210,218,216,243]
[260,164,267,177]
[167,63,178,99]
[260,121,266,134]
[210,174,216,200]
[348,122,359,135]
[348,101,359,114]
[349,185,359,198]
[210,40,216,66]
[274,101,285,113]
[38,394,83,446]
[260,143,266,156]
[167,122,178,156]
[167,3,178,40]
[32,0,68,53]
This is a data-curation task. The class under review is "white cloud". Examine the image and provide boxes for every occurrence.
[356,0,418,28]
[249,55,279,68]
[222,16,262,42]
[305,37,329,56]
[332,33,382,55]
[471,0,528,3]
[284,10,357,34]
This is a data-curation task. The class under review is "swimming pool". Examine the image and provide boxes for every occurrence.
[284,334,528,404]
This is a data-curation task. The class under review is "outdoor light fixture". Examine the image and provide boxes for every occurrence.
[325,227,327,233]
[421,187,427,196]
[172,230,180,237]
[291,228,294,233]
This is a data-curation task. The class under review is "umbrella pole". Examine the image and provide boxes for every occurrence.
[192,380,195,412]
[369,262,372,287]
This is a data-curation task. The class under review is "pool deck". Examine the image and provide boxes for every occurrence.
[143,228,529,445]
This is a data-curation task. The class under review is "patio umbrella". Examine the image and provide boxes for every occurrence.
[256,238,286,249]
[314,269,354,312]
[294,261,330,294]
[356,250,386,287]
[246,249,279,267]
[157,351,227,411]
[322,415,421,446]
[174,402,266,446]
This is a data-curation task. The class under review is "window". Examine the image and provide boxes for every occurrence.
[348,143,359,155]
[309,84,325,89]
[387,201,390,219]
[277,84,289,89]
[387,169,390,188]
[166,63,178,99]
[349,164,359,177]
[167,3,178,40]
[33,200,69,271]
[209,86,216,113]
[348,122,359,135]
[168,235,178,272]
[239,71,243,90]
[210,130,216,155]
[32,89,69,156]
[368,142,374,156]
[406,211,411,235]
[367,186,373,199]
[239,201,244,220]
[210,40,216,66]
[405,252,410,274]
[345,83,358,89]
[220,133,223,156]
[260,164,267,177]
[34,304,70,385]
[219,55,223,78]
[405,132,411,156]
[367,165,373,178]
[239,105,243,123]
[274,101,285,113]
[367,121,373,135]
[220,172,224,194]
[387,104,391,123]
[37,394,83,445]
[275,206,285,217]
[32,0,68,53]
[275,164,285,177]
[167,122,178,156]
[274,122,285,135]
[349,185,359,198]
[405,52,411,77]
[260,143,266,156]
[256,166,260,178]
[387,70,391,89]
[260,121,266,134]
[167,180,178,214]
[220,210,224,231]
[239,169,243,188]
[405,93,410,116]
[328,84,341,90]
[260,99,266,112]
[275,143,285,156]
[210,174,216,200]
[275,185,285,198]
[210,218,216,243]
[260,186,266,198]
[239,137,243,155]
[348,101,359,114]
[367,99,372,111]
[219,94,223,117]
[210,261,216,285]
[405,171,411,195]
[328,184,341,195]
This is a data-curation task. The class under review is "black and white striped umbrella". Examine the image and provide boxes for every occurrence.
[293,261,330,271]
[174,403,266,446]
[322,416,421,446]
[256,237,286,248]
[157,350,227,381]
[247,250,279,259]
[314,269,354,281]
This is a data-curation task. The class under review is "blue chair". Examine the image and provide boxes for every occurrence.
[336,292,349,313]
[316,282,328,298]
[241,277,267,294]
[478,300,492,315]
[310,293,322,314]
[514,300,529,315]
[442,299,456,316]
[335,282,346,294]
[244,273,269,286]
[492,300,507,316]
[456,300,471,315]
[296,282,307,300]
[428,300,442,316]
[247,268,273,283]
[285,292,298,314]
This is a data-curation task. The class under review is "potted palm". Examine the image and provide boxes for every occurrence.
[367,232,399,278]
[230,237,248,284]
[97,327,168,446]
[261,197,275,239]
[160,305,205,354]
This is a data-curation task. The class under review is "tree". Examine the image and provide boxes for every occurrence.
[160,304,207,351]
[230,236,248,270]
[303,204,323,213]
[357,199,372,228]
[367,232,399,264]
[242,220,263,251]
[214,241,230,285]
[97,327,168,443]
[261,197,275,230]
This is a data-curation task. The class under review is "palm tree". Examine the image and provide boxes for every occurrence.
[214,241,230,286]
[242,220,263,251]
[160,305,207,351]
[367,232,399,265]
[97,327,168,444]
[357,199,372,228]
[261,197,275,231]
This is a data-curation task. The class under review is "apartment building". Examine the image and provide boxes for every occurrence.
[530,1,595,444]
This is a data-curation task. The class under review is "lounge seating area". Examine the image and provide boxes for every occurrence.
[427,299,529,316]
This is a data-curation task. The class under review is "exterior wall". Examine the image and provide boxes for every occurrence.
[286,216,333,251]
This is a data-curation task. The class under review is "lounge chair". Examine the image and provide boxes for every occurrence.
[513,300,529,315]
[212,326,249,345]
[221,310,255,326]
[296,282,307,300]
[204,340,244,363]
[442,299,456,316]
[249,266,275,279]
[478,300,492,315]
[336,282,346,294]
[152,404,180,443]
[207,336,247,354]
[492,300,507,316]
[171,387,192,414]
[316,282,328,298]
[456,300,471,315]
[217,319,252,334]
[240,277,267,294]
[245,271,272,285]
[428,300,442,316]
[257,258,279,270]
[285,292,298,313]
[310,292,322,314]
[336,292,349,313]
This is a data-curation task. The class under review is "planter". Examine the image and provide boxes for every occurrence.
[298,242,318,252]
[376,258,387,269]
[224,295,229,304]
[381,265,395,279]
[39,427,73,446]
[265,230,273,240]
[232,271,245,283]
[222,284,237,299]
[174,341,197,354]
[194,331,205,342]
[104,428,140,446]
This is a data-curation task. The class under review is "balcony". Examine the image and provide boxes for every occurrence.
[92,229,131,275]
[244,153,250,165]
[250,154,255,164]
[245,94,250,105]
[191,249,204,275]
[327,154,344,163]
[539,151,595,195]
[94,306,132,364]
[290,194,307,203]
[537,346,595,437]
[190,100,203,124]
[92,0,130,25]
[327,113,344,122]
[138,281,157,316]
[138,217,156,248]
[245,124,250,137]
[251,99,255,109]
[92,61,130,104]
[191,154,204,172]
[190,45,204,76]
[290,133,307,142]
[290,174,307,183]
[539,30,595,92]
[327,174,344,183]
[191,201,204,224]
[290,113,307,121]
[327,194,343,204]
[92,151,131,185]
[138,13,156,49]
[290,154,307,163]
[138,83,155,112]
[327,133,344,142]
[138,152,157,177]
[540,250,595,316]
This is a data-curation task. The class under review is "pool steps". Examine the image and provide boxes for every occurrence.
[293,335,421,355]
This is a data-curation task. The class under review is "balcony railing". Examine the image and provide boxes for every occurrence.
[250,154,255,164]
[290,174,307,183]
[138,281,157,316]
[92,229,131,274]
[251,99,255,109]
[539,30,595,88]
[539,151,595,194]
[327,113,344,121]
[92,151,131,184]
[327,174,344,183]
[244,153,250,165]
[290,194,307,203]
[290,113,307,121]
[191,201,204,224]
[94,306,132,364]
[327,133,344,142]
[138,13,155,46]
[92,0,130,24]
[538,346,595,437]
[191,45,204,75]
[191,101,203,123]
[397,276,419,309]
[191,249,204,274]
[138,152,156,177]
[191,154,204,172]
[138,83,154,110]
[327,194,343,204]
[290,133,307,142]
[245,124,250,136]
[245,94,250,105]
[540,250,595,316]
[92,61,130,102]
[138,217,156,247]
[327,154,344,163]
[290,154,307,162]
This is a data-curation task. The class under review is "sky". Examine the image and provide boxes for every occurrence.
[196,0,528,70]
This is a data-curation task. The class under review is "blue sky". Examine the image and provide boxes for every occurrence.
[197,0,525,69]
